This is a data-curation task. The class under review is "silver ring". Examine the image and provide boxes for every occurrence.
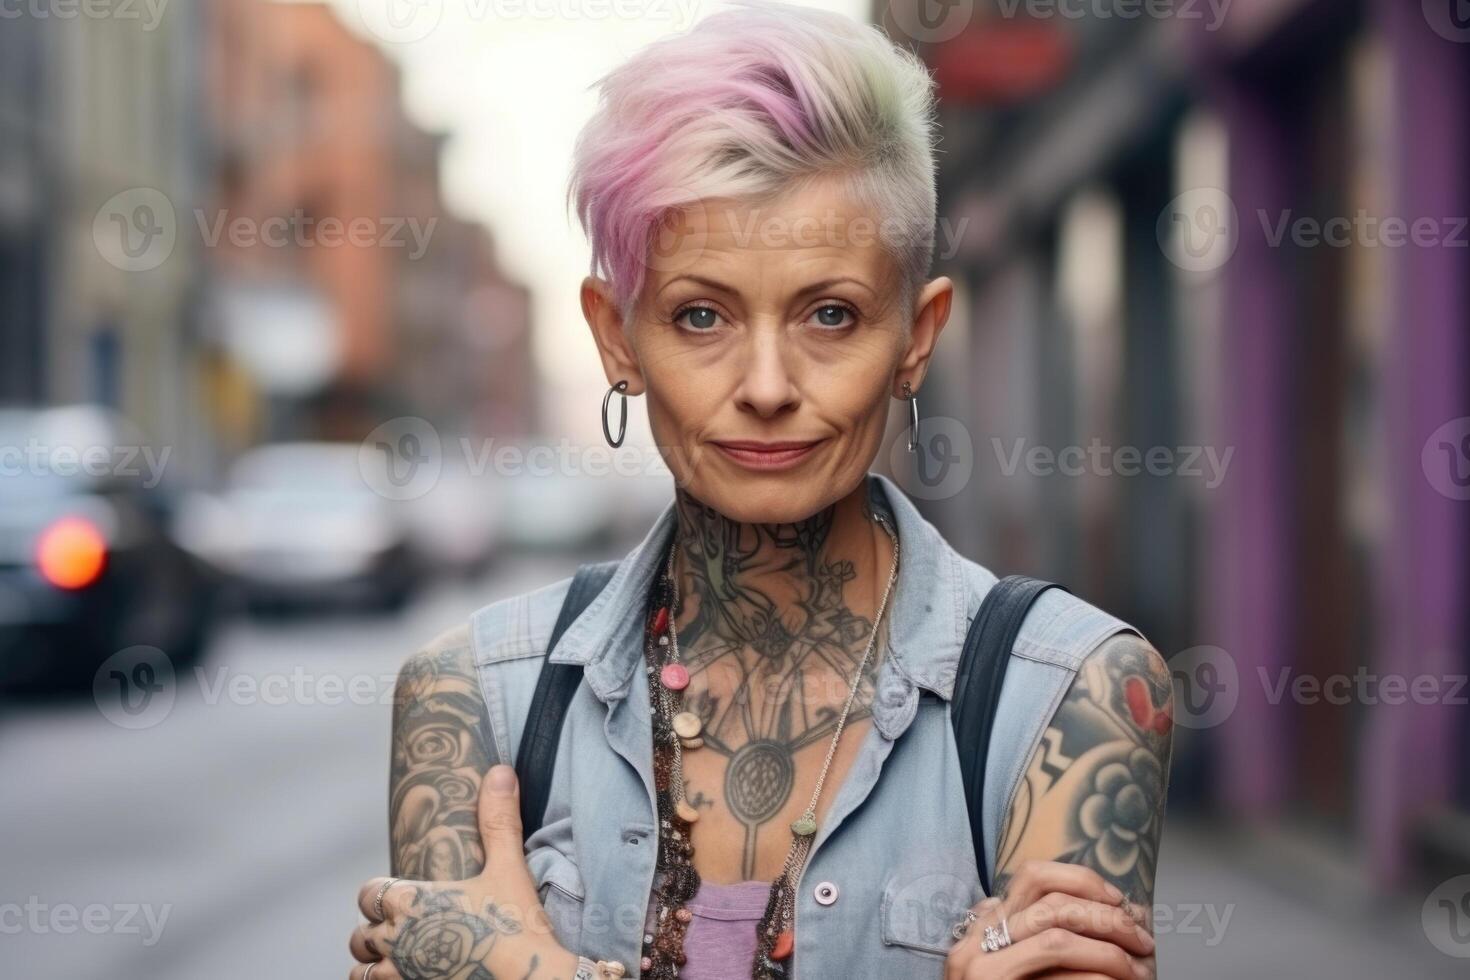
[363,962,377,980]
[981,917,1013,953]
[373,878,400,921]
[951,908,978,940]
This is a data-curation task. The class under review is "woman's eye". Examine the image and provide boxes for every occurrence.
[810,304,856,329]
[675,306,721,331]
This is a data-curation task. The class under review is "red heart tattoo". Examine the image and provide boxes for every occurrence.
[1125,675,1173,735]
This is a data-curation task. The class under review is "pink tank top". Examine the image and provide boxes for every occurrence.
[643,878,773,977]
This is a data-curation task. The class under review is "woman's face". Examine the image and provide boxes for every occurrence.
[584,175,952,524]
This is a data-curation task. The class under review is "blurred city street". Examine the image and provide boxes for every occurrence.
[0,549,1462,979]
[2,0,1468,976]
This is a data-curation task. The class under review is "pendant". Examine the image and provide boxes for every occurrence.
[789,811,817,837]
[672,711,702,738]
[651,606,669,635]
[771,928,794,960]
[660,663,689,691]
[674,798,699,823]
[679,736,704,750]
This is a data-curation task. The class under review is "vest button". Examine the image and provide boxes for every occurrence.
[813,881,839,906]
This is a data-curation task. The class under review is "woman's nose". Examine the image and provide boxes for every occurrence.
[732,328,799,418]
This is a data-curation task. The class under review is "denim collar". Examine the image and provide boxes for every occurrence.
[547,471,977,738]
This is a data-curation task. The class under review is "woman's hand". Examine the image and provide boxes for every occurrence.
[349,764,581,980]
[944,860,1156,980]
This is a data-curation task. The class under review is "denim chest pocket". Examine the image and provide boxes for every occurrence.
[879,861,978,958]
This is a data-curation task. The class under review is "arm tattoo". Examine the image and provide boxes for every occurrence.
[993,632,1174,904]
[390,625,497,880]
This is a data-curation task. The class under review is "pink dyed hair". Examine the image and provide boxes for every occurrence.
[567,0,939,321]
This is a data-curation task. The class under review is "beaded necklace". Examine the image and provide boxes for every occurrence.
[638,513,900,978]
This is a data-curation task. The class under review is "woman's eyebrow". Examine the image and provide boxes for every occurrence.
[794,277,875,299]
[657,274,741,298]
[656,274,876,301]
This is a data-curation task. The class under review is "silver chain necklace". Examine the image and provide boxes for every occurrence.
[649,510,900,975]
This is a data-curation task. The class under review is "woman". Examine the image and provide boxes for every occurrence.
[348,2,1172,978]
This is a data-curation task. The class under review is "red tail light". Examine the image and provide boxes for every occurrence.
[36,516,108,589]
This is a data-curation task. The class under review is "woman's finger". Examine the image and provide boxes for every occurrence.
[349,956,403,980]
[348,920,395,964]
[1000,860,1124,917]
[1002,927,1150,980]
[1009,892,1155,958]
[355,877,409,923]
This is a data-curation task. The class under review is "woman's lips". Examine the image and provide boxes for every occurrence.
[710,440,824,471]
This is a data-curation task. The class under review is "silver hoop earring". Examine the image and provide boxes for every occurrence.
[602,380,629,448]
[903,381,920,453]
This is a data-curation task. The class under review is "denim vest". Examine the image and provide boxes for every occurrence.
[468,472,1136,978]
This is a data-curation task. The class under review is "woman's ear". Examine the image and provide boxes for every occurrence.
[894,275,954,397]
[581,276,646,395]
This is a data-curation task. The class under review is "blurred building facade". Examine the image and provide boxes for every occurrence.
[0,0,535,479]
[880,0,1469,887]
[0,2,213,481]
[205,0,536,451]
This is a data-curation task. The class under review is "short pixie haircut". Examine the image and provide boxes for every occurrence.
[567,0,939,323]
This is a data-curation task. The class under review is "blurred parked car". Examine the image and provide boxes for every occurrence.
[496,448,619,552]
[0,406,219,693]
[175,442,421,614]
[399,448,503,580]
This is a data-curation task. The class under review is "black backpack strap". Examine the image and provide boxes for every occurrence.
[516,560,621,838]
[951,575,1069,895]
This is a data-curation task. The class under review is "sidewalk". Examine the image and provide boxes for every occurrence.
[1155,819,1463,977]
